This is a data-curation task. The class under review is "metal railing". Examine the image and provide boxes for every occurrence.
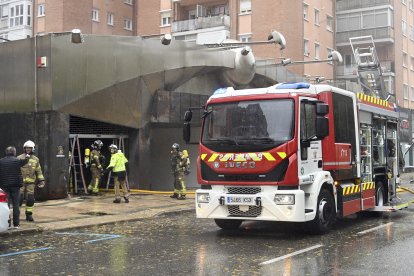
[172,15,230,33]
[336,60,394,76]
[336,26,394,44]
[0,19,8,29]
[336,0,393,11]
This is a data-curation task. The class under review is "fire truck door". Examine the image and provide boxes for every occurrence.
[298,98,323,183]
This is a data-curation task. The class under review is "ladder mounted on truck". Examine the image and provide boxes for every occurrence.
[350,36,387,100]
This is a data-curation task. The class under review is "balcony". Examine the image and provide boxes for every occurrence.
[172,15,230,33]
[336,26,394,46]
[336,0,393,11]
[336,60,394,77]
[0,18,8,30]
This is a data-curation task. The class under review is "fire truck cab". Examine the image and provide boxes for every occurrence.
[185,82,402,234]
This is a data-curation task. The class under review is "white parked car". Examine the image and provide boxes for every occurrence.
[0,188,9,232]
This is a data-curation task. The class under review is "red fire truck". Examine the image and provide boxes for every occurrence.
[183,82,405,234]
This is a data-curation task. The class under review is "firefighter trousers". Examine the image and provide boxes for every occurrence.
[20,182,35,215]
[173,172,186,196]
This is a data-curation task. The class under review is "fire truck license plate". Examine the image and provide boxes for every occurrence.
[226,196,254,206]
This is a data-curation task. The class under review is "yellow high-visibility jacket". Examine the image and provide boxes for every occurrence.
[107,151,128,172]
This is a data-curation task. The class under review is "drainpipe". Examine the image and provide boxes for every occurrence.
[34,34,38,112]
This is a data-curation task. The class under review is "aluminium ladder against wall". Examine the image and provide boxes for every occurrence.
[69,135,88,195]
[349,36,388,100]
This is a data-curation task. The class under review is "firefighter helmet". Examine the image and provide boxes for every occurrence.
[172,143,180,150]
[23,140,35,150]
[109,144,118,150]
[93,140,103,149]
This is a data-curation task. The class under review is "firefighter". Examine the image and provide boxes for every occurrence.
[17,140,45,222]
[105,144,129,203]
[170,143,188,200]
[87,140,104,194]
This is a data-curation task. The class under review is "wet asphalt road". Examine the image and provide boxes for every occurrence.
[1,208,414,275]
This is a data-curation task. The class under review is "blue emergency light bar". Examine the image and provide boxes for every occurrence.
[276,82,311,89]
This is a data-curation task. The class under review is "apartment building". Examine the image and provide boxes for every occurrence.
[335,0,412,107]
[0,0,32,41]
[0,0,336,81]
[138,0,336,81]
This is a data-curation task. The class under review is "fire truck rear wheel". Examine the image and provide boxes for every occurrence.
[308,188,336,234]
[214,219,242,230]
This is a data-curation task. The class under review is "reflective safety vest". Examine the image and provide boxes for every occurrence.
[18,154,44,183]
[107,151,128,172]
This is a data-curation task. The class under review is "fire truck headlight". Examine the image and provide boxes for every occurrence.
[197,193,210,203]
[274,194,295,205]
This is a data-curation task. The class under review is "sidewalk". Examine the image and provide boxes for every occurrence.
[0,192,195,236]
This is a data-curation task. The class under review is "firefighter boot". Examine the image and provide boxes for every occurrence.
[124,197,129,203]
[113,198,121,204]
[170,193,178,199]
[25,212,34,222]
[177,194,186,200]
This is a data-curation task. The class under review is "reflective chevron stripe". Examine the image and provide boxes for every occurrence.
[200,152,287,162]
[342,182,375,196]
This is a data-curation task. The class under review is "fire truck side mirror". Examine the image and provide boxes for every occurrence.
[316,117,329,139]
[183,122,191,143]
[316,103,329,116]
[184,110,193,122]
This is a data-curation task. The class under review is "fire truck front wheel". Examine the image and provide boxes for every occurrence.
[308,188,336,234]
[214,219,242,230]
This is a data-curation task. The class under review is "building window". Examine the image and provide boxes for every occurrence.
[326,15,333,31]
[411,87,414,101]
[404,84,409,99]
[315,43,320,59]
[402,0,407,5]
[160,11,171,26]
[239,34,251,42]
[410,25,414,40]
[124,0,133,5]
[92,9,99,22]
[402,19,407,36]
[304,39,309,56]
[314,9,320,26]
[403,52,408,67]
[27,4,31,26]
[37,4,45,17]
[410,0,414,10]
[124,18,132,30]
[411,56,414,70]
[107,12,114,26]
[10,4,24,27]
[303,3,309,20]
[1,4,9,18]
[240,0,251,14]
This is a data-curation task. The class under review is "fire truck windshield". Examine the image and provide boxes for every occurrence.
[202,99,294,151]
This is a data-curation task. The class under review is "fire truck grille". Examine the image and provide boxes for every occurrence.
[227,187,261,194]
[228,205,262,217]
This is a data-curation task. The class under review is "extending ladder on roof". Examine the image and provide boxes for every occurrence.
[349,36,387,100]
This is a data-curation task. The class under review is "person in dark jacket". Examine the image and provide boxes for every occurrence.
[0,146,29,229]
